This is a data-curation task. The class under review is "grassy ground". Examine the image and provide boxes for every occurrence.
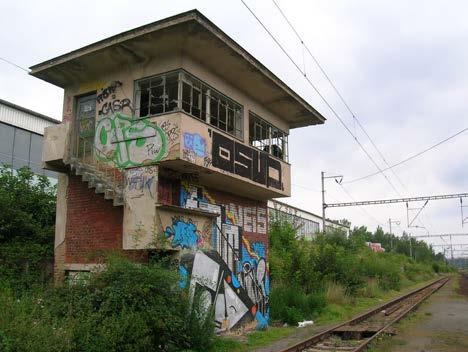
[210,277,443,352]
[209,327,296,352]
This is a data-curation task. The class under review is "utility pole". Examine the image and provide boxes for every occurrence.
[388,218,400,250]
[450,234,454,260]
[321,171,343,234]
[409,233,413,260]
[321,171,325,234]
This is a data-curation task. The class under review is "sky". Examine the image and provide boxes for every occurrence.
[1,0,468,255]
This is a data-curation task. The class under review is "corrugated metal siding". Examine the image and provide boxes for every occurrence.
[0,103,58,135]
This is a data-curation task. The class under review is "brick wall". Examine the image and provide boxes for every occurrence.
[64,175,147,265]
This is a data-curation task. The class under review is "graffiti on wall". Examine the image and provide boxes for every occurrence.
[164,217,199,249]
[184,133,207,157]
[211,131,283,191]
[97,82,132,116]
[159,120,180,143]
[124,166,157,199]
[172,181,269,330]
[163,216,213,249]
[95,113,169,168]
[179,183,267,235]
[239,239,269,326]
[179,250,257,331]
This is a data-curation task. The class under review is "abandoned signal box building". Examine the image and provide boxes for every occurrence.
[33,10,325,331]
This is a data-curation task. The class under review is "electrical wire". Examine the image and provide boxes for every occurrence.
[271,0,407,196]
[345,127,468,184]
[338,183,386,227]
[239,0,402,197]
[0,57,29,73]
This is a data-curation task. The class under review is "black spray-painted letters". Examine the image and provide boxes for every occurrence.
[212,131,282,190]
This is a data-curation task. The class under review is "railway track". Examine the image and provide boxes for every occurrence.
[279,276,450,352]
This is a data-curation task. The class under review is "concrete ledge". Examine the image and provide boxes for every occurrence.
[42,123,71,168]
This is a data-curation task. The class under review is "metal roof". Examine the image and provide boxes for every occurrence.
[0,98,60,135]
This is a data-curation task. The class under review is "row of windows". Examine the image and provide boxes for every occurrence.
[135,71,243,139]
[0,122,55,177]
[269,208,320,238]
[134,70,288,161]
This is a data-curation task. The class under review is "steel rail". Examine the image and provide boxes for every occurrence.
[279,276,449,352]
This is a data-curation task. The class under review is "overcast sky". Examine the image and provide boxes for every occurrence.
[1,0,468,254]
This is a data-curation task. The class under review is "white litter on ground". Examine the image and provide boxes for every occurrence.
[298,320,314,328]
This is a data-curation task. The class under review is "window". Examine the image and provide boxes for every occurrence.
[29,134,43,174]
[135,70,243,139]
[0,123,14,165]
[135,72,179,117]
[13,128,31,169]
[0,121,54,178]
[249,112,288,161]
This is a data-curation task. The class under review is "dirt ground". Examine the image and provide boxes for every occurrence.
[254,275,468,352]
[369,273,468,352]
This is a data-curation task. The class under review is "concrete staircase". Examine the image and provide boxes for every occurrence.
[69,157,124,206]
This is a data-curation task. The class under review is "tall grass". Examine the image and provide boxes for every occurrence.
[324,281,350,305]
[268,221,453,325]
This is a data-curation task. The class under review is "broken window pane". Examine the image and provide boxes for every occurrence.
[249,112,288,161]
[136,70,243,139]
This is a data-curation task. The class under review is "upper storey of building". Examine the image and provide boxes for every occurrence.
[33,10,325,200]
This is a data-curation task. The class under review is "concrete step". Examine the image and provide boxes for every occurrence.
[113,194,124,206]
[95,182,105,194]
[104,188,115,200]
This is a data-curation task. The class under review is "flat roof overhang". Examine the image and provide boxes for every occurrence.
[29,10,325,129]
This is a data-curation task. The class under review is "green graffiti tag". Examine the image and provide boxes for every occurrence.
[94,113,168,168]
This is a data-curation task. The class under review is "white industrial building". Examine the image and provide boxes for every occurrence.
[0,98,59,176]
[268,199,350,239]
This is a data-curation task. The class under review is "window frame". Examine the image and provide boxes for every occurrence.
[134,69,244,140]
[249,111,289,162]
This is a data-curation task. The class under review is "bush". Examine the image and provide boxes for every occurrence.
[0,256,215,352]
[270,285,326,325]
[0,166,56,290]
[268,221,450,324]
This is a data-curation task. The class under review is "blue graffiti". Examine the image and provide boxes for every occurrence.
[184,133,207,157]
[239,242,266,273]
[179,265,189,289]
[231,275,241,289]
[164,218,199,249]
[255,311,269,330]
[180,186,189,207]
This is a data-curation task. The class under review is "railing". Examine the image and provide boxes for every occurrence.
[214,221,268,313]
[73,136,123,192]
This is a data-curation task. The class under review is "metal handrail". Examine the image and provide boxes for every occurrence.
[214,221,267,307]
[73,136,123,192]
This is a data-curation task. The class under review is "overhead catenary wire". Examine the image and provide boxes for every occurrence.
[239,0,402,197]
[338,183,386,227]
[345,127,468,184]
[0,56,30,73]
[271,0,407,196]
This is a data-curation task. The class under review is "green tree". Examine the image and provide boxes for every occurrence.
[0,166,56,288]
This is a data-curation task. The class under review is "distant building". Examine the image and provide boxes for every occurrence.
[366,242,385,253]
[0,98,59,177]
[268,200,350,239]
